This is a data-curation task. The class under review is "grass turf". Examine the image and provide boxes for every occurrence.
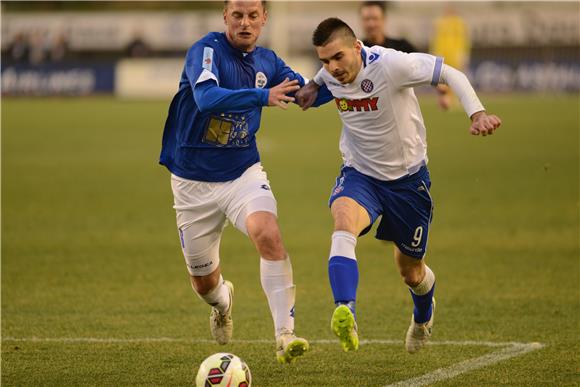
[2,94,579,386]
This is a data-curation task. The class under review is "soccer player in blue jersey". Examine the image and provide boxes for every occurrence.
[296,18,501,353]
[159,0,314,363]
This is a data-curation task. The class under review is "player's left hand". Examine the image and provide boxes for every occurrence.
[436,85,450,111]
[469,111,502,136]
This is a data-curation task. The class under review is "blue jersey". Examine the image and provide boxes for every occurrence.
[160,32,307,182]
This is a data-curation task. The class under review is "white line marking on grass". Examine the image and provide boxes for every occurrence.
[385,342,544,387]
[2,337,543,386]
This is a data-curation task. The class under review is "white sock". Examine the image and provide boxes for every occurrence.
[329,231,357,259]
[260,257,295,336]
[195,275,230,314]
[410,266,435,295]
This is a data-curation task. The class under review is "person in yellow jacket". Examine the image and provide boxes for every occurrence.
[431,6,471,109]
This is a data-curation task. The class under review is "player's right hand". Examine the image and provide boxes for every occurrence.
[295,81,320,111]
[268,78,301,110]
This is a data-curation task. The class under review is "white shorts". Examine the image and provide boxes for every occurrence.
[171,162,277,276]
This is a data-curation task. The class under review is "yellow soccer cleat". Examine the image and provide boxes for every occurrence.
[331,304,359,352]
[276,329,310,364]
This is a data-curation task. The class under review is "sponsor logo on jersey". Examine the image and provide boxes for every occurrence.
[202,47,214,72]
[255,72,267,88]
[335,97,379,112]
[361,79,374,93]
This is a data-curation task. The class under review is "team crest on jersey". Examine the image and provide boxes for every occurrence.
[361,79,374,93]
[335,97,379,112]
[255,72,267,88]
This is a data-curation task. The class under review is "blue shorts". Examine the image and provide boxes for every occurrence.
[329,165,434,259]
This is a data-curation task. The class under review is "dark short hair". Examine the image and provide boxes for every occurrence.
[312,18,356,47]
[224,0,267,9]
[360,1,387,14]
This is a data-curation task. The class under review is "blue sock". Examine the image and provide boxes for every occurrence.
[328,256,359,316]
[410,283,435,324]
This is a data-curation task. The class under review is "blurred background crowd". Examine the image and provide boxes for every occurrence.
[2,1,579,97]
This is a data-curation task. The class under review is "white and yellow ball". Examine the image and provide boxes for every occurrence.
[195,353,251,387]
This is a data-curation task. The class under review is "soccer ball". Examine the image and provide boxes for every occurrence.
[195,353,252,387]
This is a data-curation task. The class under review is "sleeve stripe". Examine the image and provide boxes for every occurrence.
[195,69,219,87]
[431,56,444,86]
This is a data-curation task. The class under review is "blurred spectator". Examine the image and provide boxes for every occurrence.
[7,32,30,63]
[126,32,151,57]
[28,30,49,65]
[430,6,471,109]
[359,1,416,52]
[49,32,69,62]
[360,1,450,110]
[431,5,470,73]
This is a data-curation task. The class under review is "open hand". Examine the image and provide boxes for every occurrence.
[268,78,300,110]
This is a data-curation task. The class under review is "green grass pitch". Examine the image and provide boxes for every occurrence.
[2,94,578,386]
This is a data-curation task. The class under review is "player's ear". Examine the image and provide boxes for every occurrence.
[354,39,362,54]
[262,9,268,26]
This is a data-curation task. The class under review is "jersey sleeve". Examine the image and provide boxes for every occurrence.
[385,51,444,89]
[185,42,269,112]
[193,80,269,113]
[184,43,221,89]
[312,67,326,86]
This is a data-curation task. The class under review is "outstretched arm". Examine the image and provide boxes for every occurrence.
[438,64,502,136]
[194,80,269,113]
[194,78,301,113]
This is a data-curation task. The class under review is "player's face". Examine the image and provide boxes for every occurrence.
[316,37,362,84]
[224,0,267,52]
[360,5,385,41]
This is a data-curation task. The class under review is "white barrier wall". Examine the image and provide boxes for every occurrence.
[114,57,318,99]
[115,59,183,98]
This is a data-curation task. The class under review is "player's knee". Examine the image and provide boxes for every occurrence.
[332,207,356,233]
[399,266,423,287]
[190,271,220,295]
[249,224,285,258]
